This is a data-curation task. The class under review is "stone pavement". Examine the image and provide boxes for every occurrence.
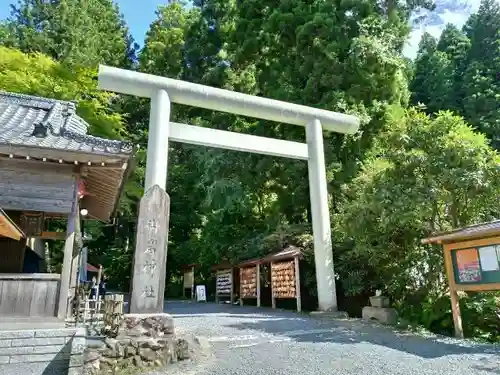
[159,301,500,375]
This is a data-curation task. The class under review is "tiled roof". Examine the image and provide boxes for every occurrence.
[0,91,133,155]
[422,220,500,244]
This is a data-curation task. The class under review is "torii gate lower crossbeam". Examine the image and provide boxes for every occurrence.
[98,66,360,313]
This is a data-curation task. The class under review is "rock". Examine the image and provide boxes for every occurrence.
[139,347,157,362]
[369,296,391,308]
[362,306,398,325]
[176,338,190,360]
[119,313,175,338]
[117,337,131,346]
[102,348,119,358]
[83,313,192,375]
[133,355,144,367]
[100,357,118,366]
[136,337,161,349]
[125,345,137,357]
[85,351,101,365]
[104,337,118,349]
[154,359,164,367]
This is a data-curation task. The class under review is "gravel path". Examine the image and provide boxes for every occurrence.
[159,301,500,375]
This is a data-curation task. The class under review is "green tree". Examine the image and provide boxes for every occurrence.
[461,0,500,147]
[1,0,137,67]
[336,107,500,302]
[130,0,435,292]
[410,32,455,113]
[0,46,127,138]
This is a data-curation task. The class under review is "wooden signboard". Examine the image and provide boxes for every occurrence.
[451,245,500,285]
[422,222,500,338]
[183,269,194,289]
[271,260,297,299]
[215,268,233,303]
[20,211,44,236]
[240,267,258,298]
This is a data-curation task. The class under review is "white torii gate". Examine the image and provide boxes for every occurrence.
[98,65,359,312]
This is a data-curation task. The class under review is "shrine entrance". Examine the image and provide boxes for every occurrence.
[97,65,359,313]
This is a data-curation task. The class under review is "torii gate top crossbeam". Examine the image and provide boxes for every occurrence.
[98,65,360,134]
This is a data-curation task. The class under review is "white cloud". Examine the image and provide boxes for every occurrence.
[403,0,487,59]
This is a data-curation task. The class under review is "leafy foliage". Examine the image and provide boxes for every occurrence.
[0,46,127,139]
[336,108,500,301]
[1,0,137,67]
[3,0,500,341]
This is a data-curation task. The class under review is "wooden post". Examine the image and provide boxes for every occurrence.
[68,207,82,318]
[256,264,261,307]
[294,256,301,313]
[215,271,219,304]
[443,244,464,338]
[271,262,276,309]
[191,265,195,300]
[96,265,103,306]
[96,265,103,287]
[450,288,464,338]
[58,183,78,319]
[129,185,170,314]
[230,267,234,305]
[239,268,244,306]
[104,294,124,336]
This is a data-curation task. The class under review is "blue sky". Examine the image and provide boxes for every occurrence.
[0,1,484,58]
[1,0,166,47]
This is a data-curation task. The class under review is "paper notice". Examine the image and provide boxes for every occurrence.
[479,246,500,271]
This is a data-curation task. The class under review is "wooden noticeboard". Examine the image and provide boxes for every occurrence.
[422,222,500,339]
[215,268,234,304]
[451,245,500,285]
[270,255,302,312]
[271,260,296,298]
[240,267,258,298]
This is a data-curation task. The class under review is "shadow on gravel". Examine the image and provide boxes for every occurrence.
[224,318,500,359]
[165,302,500,361]
[472,363,500,374]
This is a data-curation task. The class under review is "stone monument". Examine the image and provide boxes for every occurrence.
[362,292,398,325]
[129,184,170,313]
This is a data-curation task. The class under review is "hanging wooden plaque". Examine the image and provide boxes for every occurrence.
[271,260,296,299]
[216,269,232,295]
[240,267,257,298]
[20,211,45,236]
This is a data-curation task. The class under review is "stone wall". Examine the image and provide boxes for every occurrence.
[0,327,85,375]
[84,313,190,374]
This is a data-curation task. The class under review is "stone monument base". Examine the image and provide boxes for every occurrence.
[362,306,398,325]
[84,313,191,374]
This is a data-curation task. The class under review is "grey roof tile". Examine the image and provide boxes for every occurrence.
[0,91,133,155]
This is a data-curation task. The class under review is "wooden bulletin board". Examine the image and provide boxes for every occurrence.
[423,222,500,339]
[271,260,297,299]
[240,267,258,298]
[445,236,500,291]
[215,268,234,303]
[451,245,500,285]
[442,235,500,338]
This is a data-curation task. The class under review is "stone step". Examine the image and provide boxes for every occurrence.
[0,327,86,375]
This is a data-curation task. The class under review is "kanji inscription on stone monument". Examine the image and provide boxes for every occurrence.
[129,184,170,313]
